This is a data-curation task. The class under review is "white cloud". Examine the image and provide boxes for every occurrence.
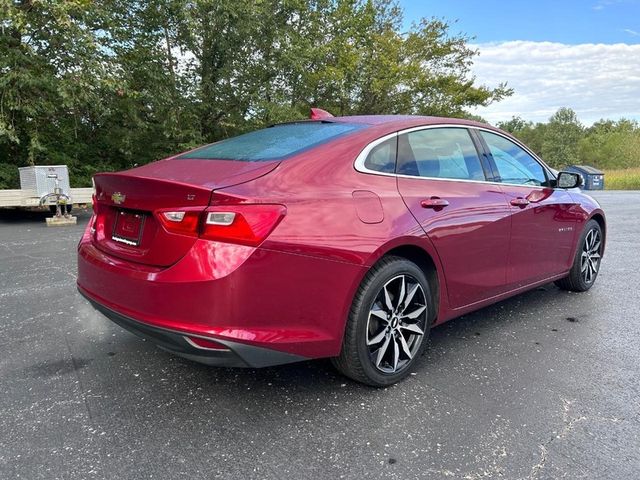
[470,41,640,125]
[592,0,636,10]
[624,28,640,36]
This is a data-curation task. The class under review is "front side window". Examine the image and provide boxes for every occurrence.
[179,122,365,161]
[480,131,547,186]
[396,128,485,181]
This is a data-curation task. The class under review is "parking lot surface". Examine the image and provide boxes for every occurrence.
[1,191,639,479]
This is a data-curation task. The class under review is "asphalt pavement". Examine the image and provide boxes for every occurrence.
[1,191,639,479]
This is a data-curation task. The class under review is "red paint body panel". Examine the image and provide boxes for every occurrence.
[397,178,511,308]
[78,239,365,357]
[499,185,581,287]
[77,115,606,363]
[124,158,280,190]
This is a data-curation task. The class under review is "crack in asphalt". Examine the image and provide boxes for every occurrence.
[528,397,587,479]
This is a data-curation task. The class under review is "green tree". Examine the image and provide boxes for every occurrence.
[497,116,546,157]
[1,0,515,187]
[111,0,513,142]
[0,0,113,186]
[296,2,512,117]
[540,108,584,168]
[579,119,640,169]
[99,0,202,164]
[497,116,530,134]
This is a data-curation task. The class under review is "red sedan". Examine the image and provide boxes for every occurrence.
[77,113,606,386]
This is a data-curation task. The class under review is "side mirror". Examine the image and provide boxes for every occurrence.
[556,171,582,189]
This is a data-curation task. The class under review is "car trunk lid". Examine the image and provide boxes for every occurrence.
[92,159,279,267]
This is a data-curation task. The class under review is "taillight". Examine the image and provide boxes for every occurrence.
[156,209,202,237]
[201,204,286,247]
[154,204,285,247]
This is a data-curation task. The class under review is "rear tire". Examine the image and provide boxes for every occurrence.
[555,219,603,292]
[332,256,434,387]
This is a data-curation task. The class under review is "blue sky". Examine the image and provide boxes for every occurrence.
[400,0,640,44]
[397,1,640,124]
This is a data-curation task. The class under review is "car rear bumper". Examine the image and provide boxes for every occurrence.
[77,236,366,361]
[79,287,307,367]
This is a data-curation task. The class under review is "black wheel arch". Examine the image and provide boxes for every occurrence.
[589,212,606,256]
[381,245,440,322]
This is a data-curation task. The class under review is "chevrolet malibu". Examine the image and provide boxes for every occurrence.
[77,112,605,386]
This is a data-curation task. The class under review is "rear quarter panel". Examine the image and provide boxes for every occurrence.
[218,126,423,266]
[217,126,444,344]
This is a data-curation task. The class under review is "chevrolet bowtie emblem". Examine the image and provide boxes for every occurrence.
[111,192,126,204]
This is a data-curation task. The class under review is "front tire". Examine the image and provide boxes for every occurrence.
[555,219,603,292]
[332,256,434,387]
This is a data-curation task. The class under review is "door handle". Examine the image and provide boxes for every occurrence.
[510,197,530,207]
[421,197,450,209]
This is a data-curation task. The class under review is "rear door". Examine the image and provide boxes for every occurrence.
[477,130,578,287]
[396,127,512,309]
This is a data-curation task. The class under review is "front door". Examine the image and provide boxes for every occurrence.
[478,130,579,288]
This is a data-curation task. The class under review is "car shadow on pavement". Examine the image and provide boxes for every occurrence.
[126,282,569,395]
[0,208,91,224]
[72,281,589,438]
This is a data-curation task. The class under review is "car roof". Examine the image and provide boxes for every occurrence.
[329,114,492,130]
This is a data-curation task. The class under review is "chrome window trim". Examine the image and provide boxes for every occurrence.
[353,123,556,189]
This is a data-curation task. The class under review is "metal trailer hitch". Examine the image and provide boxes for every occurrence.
[39,173,76,226]
[39,173,71,218]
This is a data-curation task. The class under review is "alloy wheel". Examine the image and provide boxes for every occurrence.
[581,228,602,284]
[366,274,427,374]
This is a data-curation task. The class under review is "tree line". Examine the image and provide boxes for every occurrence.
[1,0,511,188]
[2,1,636,190]
[498,108,640,171]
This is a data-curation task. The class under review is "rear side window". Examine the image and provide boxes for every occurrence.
[363,137,397,173]
[179,122,365,161]
[397,128,485,181]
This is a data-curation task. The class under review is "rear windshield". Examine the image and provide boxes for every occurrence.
[178,122,365,161]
